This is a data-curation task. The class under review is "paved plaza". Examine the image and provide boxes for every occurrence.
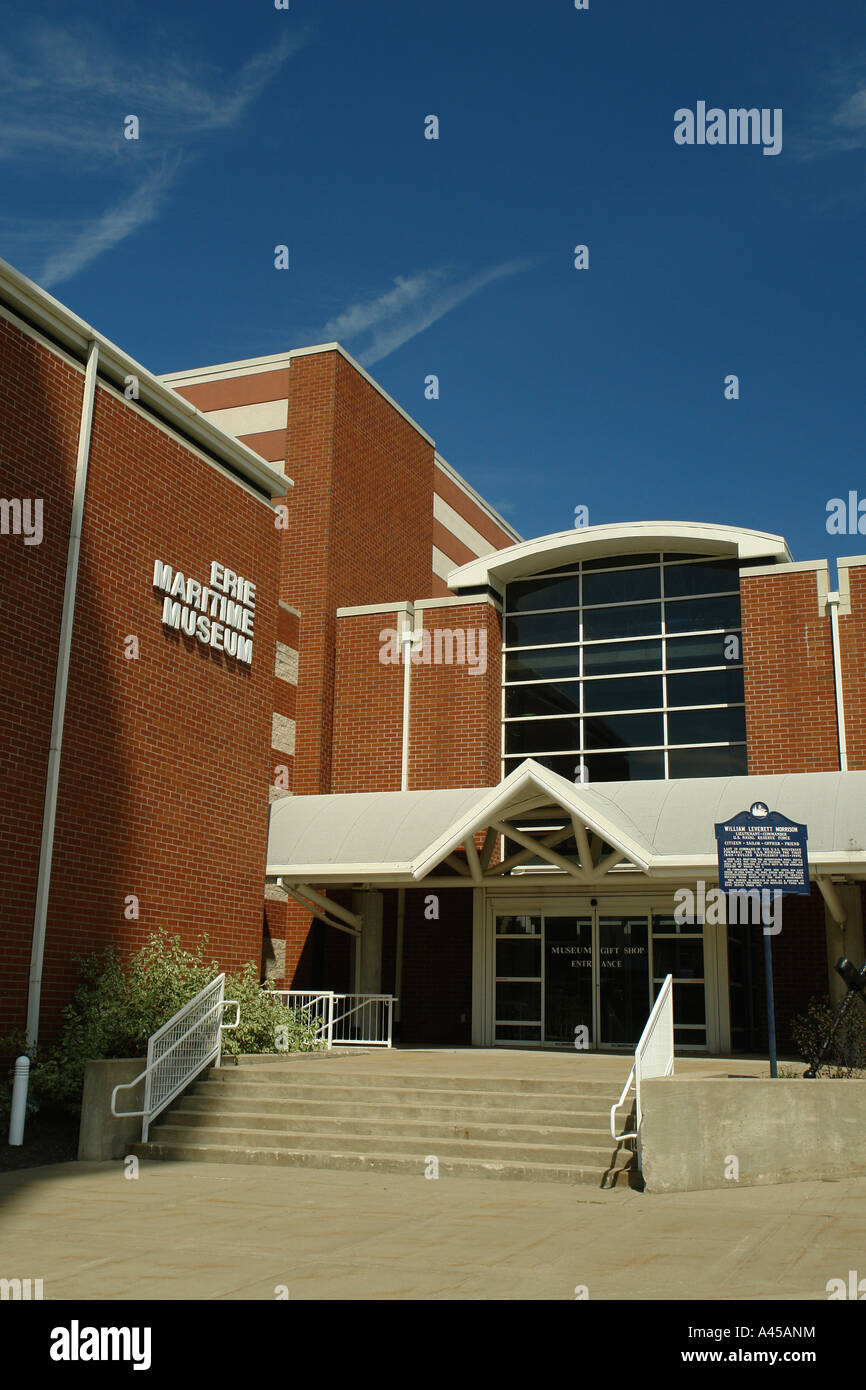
[1,1153,862,1301]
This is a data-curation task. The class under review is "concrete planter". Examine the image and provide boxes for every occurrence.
[78,1058,146,1161]
[640,1075,866,1192]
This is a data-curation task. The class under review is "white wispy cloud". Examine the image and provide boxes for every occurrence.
[0,26,305,160]
[40,160,184,289]
[325,260,533,366]
[791,69,866,160]
[0,25,305,285]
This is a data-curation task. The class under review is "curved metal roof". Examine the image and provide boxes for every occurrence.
[267,785,487,878]
[267,761,866,884]
[447,521,791,592]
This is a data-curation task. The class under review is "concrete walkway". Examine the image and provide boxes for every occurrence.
[2,1156,861,1300]
[2,1048,830,1301]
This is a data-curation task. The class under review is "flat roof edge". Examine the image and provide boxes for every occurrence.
[434,453,523,543]
[0,256,287,499]
[161,342,436,448]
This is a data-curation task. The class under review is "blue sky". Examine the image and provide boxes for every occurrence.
[2,0,865,566]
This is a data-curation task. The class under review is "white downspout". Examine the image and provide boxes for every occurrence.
[26,340,100,1051]
[827,591,848,772]
[400,605,416,792]
[396,609,416,1033]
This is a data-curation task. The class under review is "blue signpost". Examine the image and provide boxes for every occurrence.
[714,802,809,1078]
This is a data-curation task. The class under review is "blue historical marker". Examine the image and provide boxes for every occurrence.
[714,802,810,1078]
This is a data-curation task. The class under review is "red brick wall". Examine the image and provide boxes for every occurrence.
[0,318,83,1042]
[282,352,434,794]
[332,609,406,793]
[409,601,502,789]
[741,568,839,774]
[173,367,290,471]
[398,888,473,1044]
[0,312,279,1044]
[270,603,299,795]
[839,562,866,769]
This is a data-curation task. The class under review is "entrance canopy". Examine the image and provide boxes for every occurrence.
[267,760,866,891]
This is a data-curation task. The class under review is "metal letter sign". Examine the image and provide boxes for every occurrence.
[714,802,809,895]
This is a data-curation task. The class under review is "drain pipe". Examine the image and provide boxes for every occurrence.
[395,607,416,1031]
[399,604,416,792]
[23,341,99,1089]
[827,590,848,772]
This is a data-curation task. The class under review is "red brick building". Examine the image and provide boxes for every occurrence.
[0,259,285,1049]
[4,253,866,1061]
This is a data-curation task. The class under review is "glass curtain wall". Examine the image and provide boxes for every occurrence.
[503,553,749,781]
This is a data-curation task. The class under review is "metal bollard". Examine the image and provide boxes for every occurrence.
[8,1055,30,1146]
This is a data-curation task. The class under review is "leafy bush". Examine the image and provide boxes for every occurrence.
[0,928,322,1119]
[790,995,866,1076]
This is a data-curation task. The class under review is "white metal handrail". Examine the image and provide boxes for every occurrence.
[271,991,395,1048]
[610,974,674,1145]
[269,990,336,1047]
[330,994,394,1047]
[111,974,239,1141]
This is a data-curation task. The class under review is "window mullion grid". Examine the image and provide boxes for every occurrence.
[661,554,669,777]
[578,562,585,771]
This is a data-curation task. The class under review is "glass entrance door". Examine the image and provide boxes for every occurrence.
[544,916,593,1043]
[597,915,650,1046]
[494,907,653,1048]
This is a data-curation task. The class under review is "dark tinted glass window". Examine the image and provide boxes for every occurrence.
[584,676,663,712]
[583,602,661,641]
[505,648,580,682]
[495,982,540,1018]
[664,594,741,633]
[495,938,541,976]
[663,559,740,597]
[506,575,580,613]
[666,669,745,707]
[583,750,665,781]
[667,745,748,777]
[666,633,740,669]
[667,706,747,744]
[582,567,660,606]
[652,940,705,979]
[505,681,581,718]
[670,982,707,1024]
[582,639,662,676]
[505,610,579,647]
[583,712,664,749]
[505,719,581,755]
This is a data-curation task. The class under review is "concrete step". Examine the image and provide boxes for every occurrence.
[130,1138,639,1188]
[136,1056,637,1187]
[189,1077,618,1115]
[149,1120,620,1167]
[208,1066,624,1098]
[177,1091,613,1128]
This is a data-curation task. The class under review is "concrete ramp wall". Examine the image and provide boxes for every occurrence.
[640,1076,866,1192]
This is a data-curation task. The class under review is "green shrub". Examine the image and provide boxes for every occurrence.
[0,928,323,1119]
[790,995,866,1076]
